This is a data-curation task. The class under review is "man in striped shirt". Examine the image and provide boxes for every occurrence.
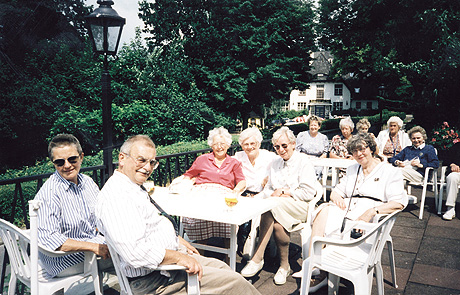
[34,134,111,278]
[96,135,260,295]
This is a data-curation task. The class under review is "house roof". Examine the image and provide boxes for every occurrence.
[309,51,334,81]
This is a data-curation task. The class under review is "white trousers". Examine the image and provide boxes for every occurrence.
[401,167,423,184]
[445,172,460,208]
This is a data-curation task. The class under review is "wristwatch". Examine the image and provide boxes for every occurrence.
[374,207,379,214]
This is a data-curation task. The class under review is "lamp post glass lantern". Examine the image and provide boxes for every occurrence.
[86,0,125,180]
[86,0,125,56]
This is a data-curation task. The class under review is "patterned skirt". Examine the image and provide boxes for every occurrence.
[182,183,232,240]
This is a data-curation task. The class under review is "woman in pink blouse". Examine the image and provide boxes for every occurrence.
[182,127,246,249]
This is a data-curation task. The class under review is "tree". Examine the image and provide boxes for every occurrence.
[317,0,460,129]
[139,0,317,123]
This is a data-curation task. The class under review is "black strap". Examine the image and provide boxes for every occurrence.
[141,185,179,236]
[341,165,361,233]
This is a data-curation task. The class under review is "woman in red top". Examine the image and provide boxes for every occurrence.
[183,127,246,248]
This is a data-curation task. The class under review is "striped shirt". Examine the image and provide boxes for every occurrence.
[95,171,178,278]
[34,171,103,278]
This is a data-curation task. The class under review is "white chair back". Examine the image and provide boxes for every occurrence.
[0,200,102,295]
[300,210,401,295]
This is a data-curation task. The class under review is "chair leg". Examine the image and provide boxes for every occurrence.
[437,185,444,215]
[187,273,200,295]
[375,263,385,295]
[7,272,17,295]
[328,273,340,295]
[418,184,428,219]
[387,239,398,288]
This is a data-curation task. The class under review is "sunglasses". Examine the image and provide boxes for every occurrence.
[273,143,289,150]
[53,155,80,167]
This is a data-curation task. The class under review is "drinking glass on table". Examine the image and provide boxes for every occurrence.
[225,192,239,211]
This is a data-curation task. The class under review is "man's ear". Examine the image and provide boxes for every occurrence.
[118,153,126,167]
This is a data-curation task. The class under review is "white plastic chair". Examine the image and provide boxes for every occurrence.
[299,210,401,295]
[297,180,326,261]
[101,222,200,295]
[406,166,438,219]
[0,200,102,295]
[436,166,457,215]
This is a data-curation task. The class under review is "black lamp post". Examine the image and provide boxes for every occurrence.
[378,85,387,125]
[85,0,125,180]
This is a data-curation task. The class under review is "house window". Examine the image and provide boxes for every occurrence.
[316,84,324,99]
[367,102,373,109]
[355,101,361,109]
[298,102,307,110]
[334,84,343,96]
[333,102,343,111]
[299,90,306,96]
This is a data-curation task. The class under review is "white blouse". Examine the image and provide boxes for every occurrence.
[233,149,277,192]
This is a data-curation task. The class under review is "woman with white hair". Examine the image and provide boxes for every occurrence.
[234,127,276,196]
[376,116,411,160]
[329,117,354,159]
[182,127,246,248]
[241,127,318,285]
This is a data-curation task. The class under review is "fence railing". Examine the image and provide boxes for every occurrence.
[0,129,339,226]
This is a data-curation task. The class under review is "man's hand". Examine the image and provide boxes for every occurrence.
[451,163,460,173]
[163,250,203,281]
[178,236,200,255]
[94,244,111,259]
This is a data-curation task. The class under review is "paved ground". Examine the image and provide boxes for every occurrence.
[3,186,460,295]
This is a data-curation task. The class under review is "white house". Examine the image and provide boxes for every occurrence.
[288,51,351,118]
[287,51,378,118]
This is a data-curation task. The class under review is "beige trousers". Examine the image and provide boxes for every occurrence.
[129,254,260,295]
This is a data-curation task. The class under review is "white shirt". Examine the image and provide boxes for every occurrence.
[233,149,277,192]
[260,151,317,202]
[96,171,178,278]
[334,162,408,208]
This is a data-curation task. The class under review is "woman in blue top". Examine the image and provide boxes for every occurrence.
[389,126,439,183]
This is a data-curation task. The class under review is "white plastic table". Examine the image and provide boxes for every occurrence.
[152,187,278,270]
[309,158,356,199]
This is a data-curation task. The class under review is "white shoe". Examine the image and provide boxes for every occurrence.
[241,260,264,277]
[442,207,456,220]
[292,267,320,279]
[274,267,291,285]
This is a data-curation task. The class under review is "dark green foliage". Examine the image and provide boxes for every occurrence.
[317,0,460,130]
[139,0,317,121]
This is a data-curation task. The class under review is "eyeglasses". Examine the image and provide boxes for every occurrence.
[125,153,159,170]
[53,155,80,167]
[351,146,368,155]
[273,143,289,150]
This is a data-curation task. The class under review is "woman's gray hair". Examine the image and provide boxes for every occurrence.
[120,135,156,155]
[307,115,322,128]
[238,127,263,145]
[339,117,354,131]
[272,126,296,144]
[347,132,377,155]
[207,126,233,147]
[407,126,427,141]
[387,116,404,128]
[356,118,371,131]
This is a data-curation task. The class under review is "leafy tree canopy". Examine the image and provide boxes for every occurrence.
[317,0,460,130]
[139,0,317,121]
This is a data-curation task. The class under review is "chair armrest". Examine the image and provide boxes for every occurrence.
[155,265,187,271]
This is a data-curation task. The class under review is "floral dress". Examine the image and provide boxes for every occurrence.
[329,135,351,158]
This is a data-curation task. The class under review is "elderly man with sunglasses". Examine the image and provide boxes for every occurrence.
[33,134,112,278]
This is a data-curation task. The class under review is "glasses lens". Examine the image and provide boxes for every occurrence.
[274,144,289,150]
[67,156,79,163]
[150,159,159,169]
[53,159,65,166]
[53,155,79,167]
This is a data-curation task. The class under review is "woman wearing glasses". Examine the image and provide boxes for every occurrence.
[241,127,318,285]
[306,133,407,292]
[182,127,246,252]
